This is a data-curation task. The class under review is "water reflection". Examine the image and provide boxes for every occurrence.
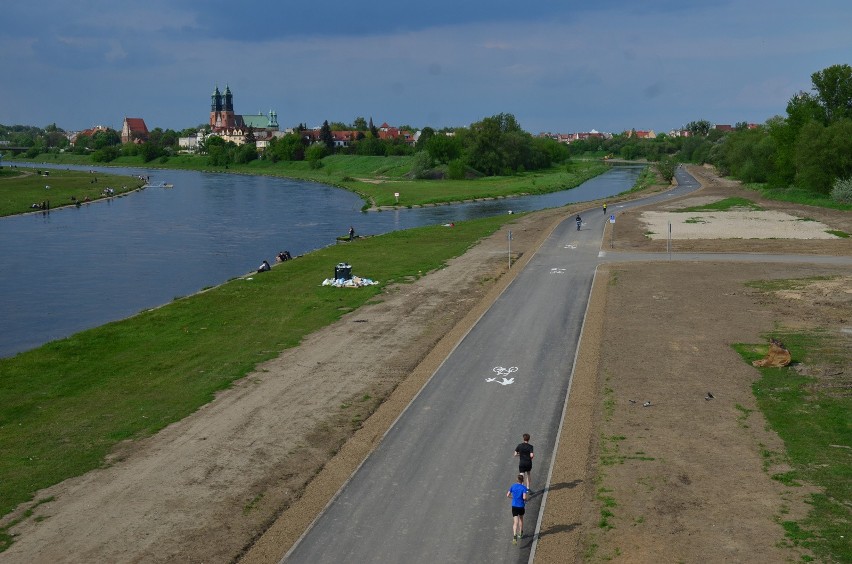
[0,163,642,357]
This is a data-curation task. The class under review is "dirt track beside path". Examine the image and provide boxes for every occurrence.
[3,165,849,563]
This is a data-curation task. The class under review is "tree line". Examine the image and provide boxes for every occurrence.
[3,64,849,199]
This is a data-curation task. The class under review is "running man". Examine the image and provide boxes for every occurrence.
[514,433,534,489]
[507,473,529,545]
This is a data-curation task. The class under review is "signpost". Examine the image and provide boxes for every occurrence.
[609,214,615,248]
[394,192,399,204]
[507,230,513,268]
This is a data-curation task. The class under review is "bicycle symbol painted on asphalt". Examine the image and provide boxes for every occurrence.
[486,366,518,386]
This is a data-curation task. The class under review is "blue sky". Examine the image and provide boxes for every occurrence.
[2,1,849,134]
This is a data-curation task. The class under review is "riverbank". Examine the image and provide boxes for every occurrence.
[10,152,611,210]
[0,167,146,217]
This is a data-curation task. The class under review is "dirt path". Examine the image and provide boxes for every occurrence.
[2,165,849,562]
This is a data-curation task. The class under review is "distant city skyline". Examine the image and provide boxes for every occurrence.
[1,1,849,135]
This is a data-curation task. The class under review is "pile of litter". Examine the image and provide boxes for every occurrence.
[321,276,379,288]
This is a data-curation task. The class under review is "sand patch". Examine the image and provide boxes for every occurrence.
[641,210,839,239]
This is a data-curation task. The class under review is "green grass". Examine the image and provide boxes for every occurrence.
[0,167,146,216]
[732,328,851,562]
[675,197,763,212]
[11,152,610,209]
[826,229,850,238]
[742,183,852,211]
[0,214,518,524]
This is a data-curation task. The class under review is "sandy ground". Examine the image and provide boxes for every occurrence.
[2,165,850,563]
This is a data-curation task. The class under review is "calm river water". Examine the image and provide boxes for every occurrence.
[0,164,642,357]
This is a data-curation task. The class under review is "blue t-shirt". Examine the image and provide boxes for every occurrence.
[509,483,528,507]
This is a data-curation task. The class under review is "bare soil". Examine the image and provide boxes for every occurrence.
[2,165,850,563]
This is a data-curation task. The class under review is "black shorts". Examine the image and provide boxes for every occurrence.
[511,506,525,517]
[519,462,532,473]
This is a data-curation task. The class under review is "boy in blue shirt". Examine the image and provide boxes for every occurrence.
[507,473,529,544]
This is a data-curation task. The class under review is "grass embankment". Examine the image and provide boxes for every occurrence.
[733,280,851,562]
[0,167,146,217]
[16,152,609,209]
[743,182,852,212]
[0,214,518,548]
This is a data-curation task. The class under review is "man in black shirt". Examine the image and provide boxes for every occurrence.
[514,433,534,490]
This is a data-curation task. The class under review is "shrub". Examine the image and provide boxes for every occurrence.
[447,159,466,180]
[831,177,852,203]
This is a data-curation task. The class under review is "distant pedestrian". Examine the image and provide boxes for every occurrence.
[514,433,534,490]
[576,214,582,231]
[507,473,529,545]
[348,225,355,241]
[257,260,271,273]
[603,202,607,215]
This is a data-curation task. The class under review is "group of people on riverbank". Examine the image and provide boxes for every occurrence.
[257,250,294,273]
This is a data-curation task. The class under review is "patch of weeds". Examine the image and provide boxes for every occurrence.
[598,508,615,529]
[734,326,851,563]
[584,541,599,560]
[826,229,849,238]
[242,493,264,515]
[644,231,656,237]
[684,216,707,224]
[633,516,645,526]
[734,403,753,428]
[602,381,615,422]
[772,471,802,487]
[340,402,351,409]
[744,275,837,293]
[796,217,817,222]
[360,394,372,402]
[0,496,55,552]
[609,270,620,287]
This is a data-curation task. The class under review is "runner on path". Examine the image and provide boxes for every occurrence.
[507,473,529,545]
[514,433,534,489]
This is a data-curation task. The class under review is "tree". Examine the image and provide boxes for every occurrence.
[352,117,368,131]
[685,120,712,137]
[410,151,434,179]
[810,64,852,123]
[655,156,678,183]
[319,120,334,150]
[267,133,305,161]
[244,126,256,145]
[305,143,327,166]
[795,118,852,193]
[424,134,462,164]
[416,127,435,150]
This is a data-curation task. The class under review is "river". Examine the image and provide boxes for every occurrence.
[0,164,643,357]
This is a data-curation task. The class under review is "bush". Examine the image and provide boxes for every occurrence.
[831,177,852,203]
[410,151,434,179]
[447,159,466,180]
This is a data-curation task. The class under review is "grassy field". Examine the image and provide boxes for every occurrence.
[16,152,610,209]
[0,213,519,546]
[733,288,851,563]
[744,182,852,212]
[0,166,146,217]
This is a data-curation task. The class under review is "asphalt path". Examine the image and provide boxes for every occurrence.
[282,167,849,563]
